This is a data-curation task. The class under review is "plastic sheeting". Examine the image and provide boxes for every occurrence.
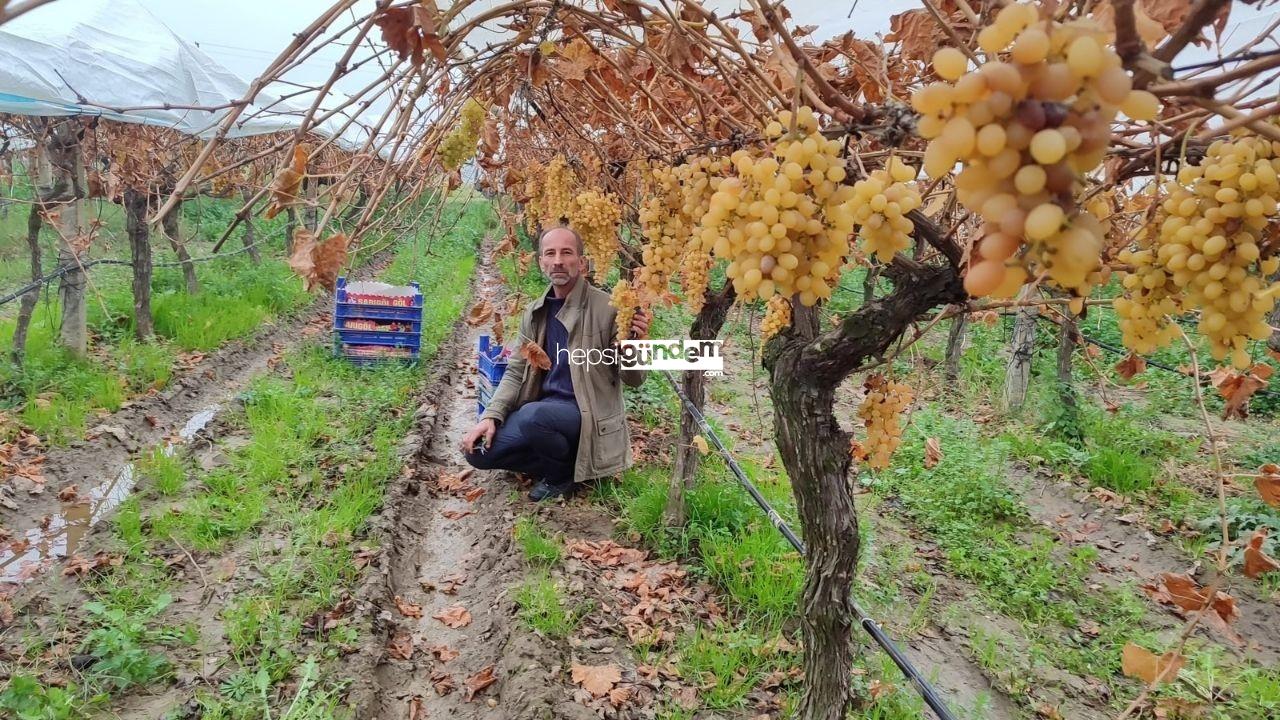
[0,0,325,140]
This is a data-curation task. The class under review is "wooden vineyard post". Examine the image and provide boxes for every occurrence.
[241,186,261,264]
[161,196,199,294]
[1003,286,1039,412]
[48,119,88,357]
[944,308,967,388]
[664,282,735,528]
[124,188,154,341]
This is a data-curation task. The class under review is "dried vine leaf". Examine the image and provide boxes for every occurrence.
[571,663,621,697]
[1257,464,1280,508]
[1121,643,1184,685]
[467,299,493,326]
[1207,366,1268,420]
[464,665,498,701]
[519,341,551,371]
[1243,529,1280,579]
[1115,353,1147,380]
[311,233,349,293]
[288,229,317,280]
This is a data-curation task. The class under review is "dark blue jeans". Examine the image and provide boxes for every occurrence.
[464,399,581,483]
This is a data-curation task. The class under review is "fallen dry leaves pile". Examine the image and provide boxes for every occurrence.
[560,538,798,716]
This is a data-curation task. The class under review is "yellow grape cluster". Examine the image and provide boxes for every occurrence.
[1116,132,1280,368]
[524,154,578,230]
[761,294,792,342]
[682,248,713,314]
[913,2,1158,298]
[635,163,694,305]
[569,189,621,282]
[853,374,913,470]
[852,157,922,262]
[611,281,639,344]
[439,98,487,171]
[701,106,857,306]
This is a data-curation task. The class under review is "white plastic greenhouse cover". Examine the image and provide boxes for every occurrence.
[0,0,351,143]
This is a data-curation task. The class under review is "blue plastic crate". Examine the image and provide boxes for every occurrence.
[477,335,509,385]
[335,327,421,348]
[334,276,424,323]
[335,316,422,334]
[333,277,424,366]
[476,375,496,405]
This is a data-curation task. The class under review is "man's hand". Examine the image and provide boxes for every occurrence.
[460,418,496,455]
[629,308,651,339]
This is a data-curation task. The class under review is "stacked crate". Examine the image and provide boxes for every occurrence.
[476,334,509,418]
[332,277,423,366]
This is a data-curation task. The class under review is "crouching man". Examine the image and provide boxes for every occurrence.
[459,226,649,501]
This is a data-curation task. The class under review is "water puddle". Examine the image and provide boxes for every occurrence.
[0,405,221,585]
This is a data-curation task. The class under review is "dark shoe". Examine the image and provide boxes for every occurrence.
[528,478,576,502]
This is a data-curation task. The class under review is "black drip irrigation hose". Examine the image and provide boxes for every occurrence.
[660,370,959,720]
[1034,315,1280,400]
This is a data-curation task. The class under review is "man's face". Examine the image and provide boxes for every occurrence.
[538,229,582,288]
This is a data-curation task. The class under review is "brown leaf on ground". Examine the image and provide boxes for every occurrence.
[519,340,551,371]
[463,487,486,502]
[571,663,622,697]
[1121,642,1184,684]
[566,539,647,567]
[924,437,943,469]
[394,596,423,618]
[1145,572,1239,623]
[433,605,472,628]
[407,695,425,720]
[1256,464,1280,508]
[56,485,78,502]
[387,632,414,660]
[426,644,460,662]
[436,468,475,492]
[1115,353,1147,380]
[441,509,473,520]
[1243,529,1280,579]
[464,664,498,701]
[431,670,455,696]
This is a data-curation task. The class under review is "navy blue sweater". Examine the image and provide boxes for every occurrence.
[540,297,576,403]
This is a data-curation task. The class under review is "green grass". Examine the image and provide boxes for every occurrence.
[513,571,579,638]
[135,447,187,496]
[513,516,563,566]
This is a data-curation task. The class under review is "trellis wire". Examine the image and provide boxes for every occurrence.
[0,239,264,307]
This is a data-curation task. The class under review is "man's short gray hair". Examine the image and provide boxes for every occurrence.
[536,225,585,255]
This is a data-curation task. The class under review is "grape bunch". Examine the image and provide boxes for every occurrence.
[611,280,639,344]
[1116,131,1280,368]
[852,157,923,262]
[700,106,858,307]
[635,163,694,305]
[523,154,578,229]
[681,248,714,314]
[761,294,792,342]
[569,189,622,282]
[913,2,1157,298]
[853,374,913,470]
[439,98,487,171]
